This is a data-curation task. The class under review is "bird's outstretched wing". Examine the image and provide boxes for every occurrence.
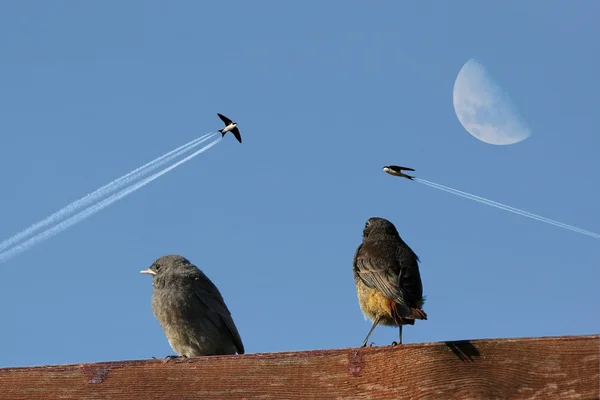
[192,273,245,354]
[392,165,415,172]
[230,127,242,143]
[217,113,233,125]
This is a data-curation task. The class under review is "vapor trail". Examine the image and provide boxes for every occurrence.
[416,178,585,233]
[416,179,590,235]
[0,136,223,264]
[0,132,217,252]
[417,178,597,236]
[414,177,600,239]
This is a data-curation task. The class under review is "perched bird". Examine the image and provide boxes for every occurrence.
[140,254,244,357]
[382,165,415,180]
[217,113,242,143]
[353,217,427,346]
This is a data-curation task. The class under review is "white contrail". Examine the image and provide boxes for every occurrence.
[413,177,600,239]
[417,179,575,231]
[417,179,585,233]
[0,132,217,252]
[416,178,598,236]
[0,136,223,264]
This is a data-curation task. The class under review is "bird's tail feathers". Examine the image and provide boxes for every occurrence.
[391,302,428,323]
[410,308,427,320]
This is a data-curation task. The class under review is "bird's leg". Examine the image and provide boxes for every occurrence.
[361,317,380,347]
[396,325,403,345]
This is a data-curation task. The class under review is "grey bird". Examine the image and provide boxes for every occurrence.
[217,113,242,143]
[382,165,415,180]
[140,254,245,357]
[353,217,427,347]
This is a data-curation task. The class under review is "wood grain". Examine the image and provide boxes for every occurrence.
[0,335,597,400]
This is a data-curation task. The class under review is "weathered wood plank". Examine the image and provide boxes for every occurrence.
[0,335,597,400]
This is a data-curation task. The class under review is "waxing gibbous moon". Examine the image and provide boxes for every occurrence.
[453,59,531,145]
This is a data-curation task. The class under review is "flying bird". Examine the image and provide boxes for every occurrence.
[217,113,242,143]
[382,165,415,180]
[140,254,245,358]
[353,217,427,347]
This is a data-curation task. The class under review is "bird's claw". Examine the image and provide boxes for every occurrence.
[369,342,376,347]
[391,341,398,346]
[163,355,180,363]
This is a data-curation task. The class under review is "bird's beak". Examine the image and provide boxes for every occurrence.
[140,268,156,276]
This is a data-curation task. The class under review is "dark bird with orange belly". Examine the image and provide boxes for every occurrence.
[353,217,427,347]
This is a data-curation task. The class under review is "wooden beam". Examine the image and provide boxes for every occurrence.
[0,335,597,399]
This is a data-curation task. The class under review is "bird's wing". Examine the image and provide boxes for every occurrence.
[395,245,424,305]
[354,242,413,308]
[217,113,233,125]
[396,166,415,172]
[192,276,245,354]
[230,127,242,143]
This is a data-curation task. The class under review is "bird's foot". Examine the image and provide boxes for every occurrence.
[391,341,398,346]
[369,342,376,347]
[163,355,182,363]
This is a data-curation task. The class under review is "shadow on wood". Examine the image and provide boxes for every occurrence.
[0,335,598,400]
[444,339,480,362]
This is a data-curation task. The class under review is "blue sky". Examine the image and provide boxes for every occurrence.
[0,1,598,368]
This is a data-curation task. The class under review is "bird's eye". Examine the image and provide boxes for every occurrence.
[154,265,161,272]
